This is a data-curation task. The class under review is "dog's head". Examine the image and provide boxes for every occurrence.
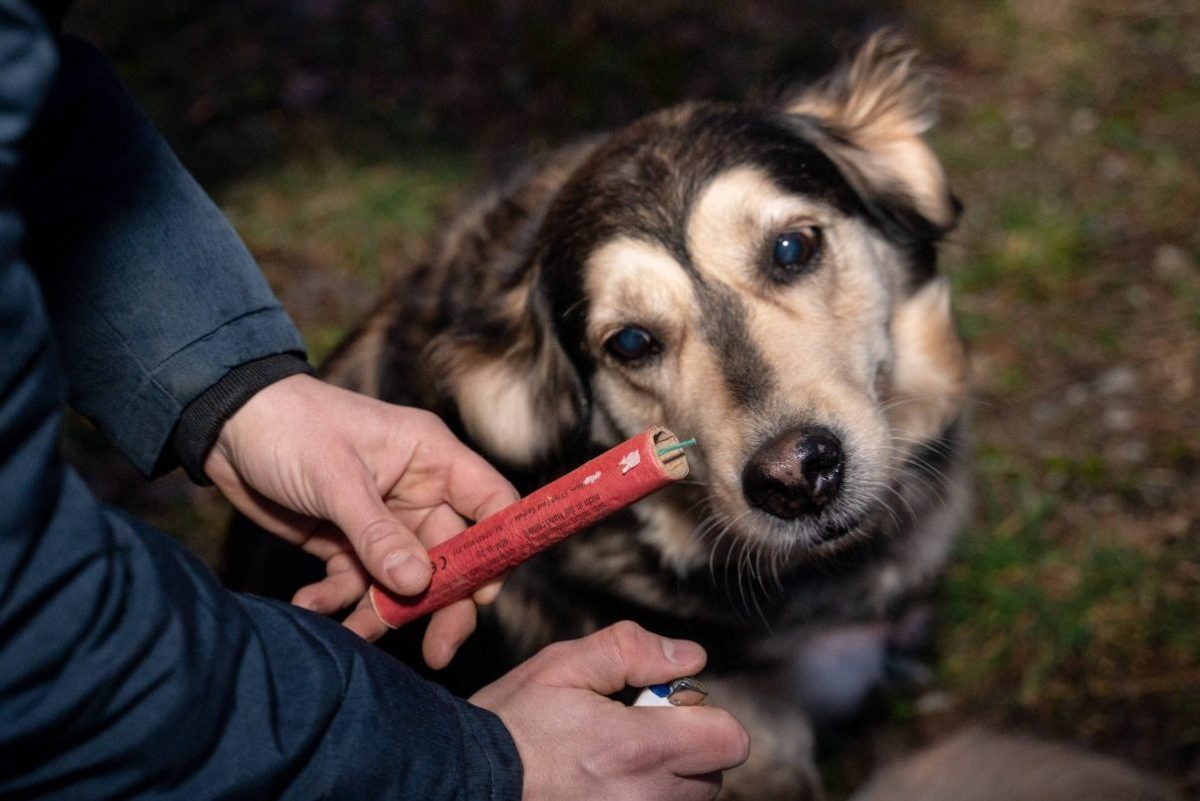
[433,33,968,567]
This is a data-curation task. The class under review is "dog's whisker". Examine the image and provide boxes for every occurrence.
[886,433,960,461]
[876,444,954,500]
[877,460,945,506]
[878,456,954,498]
[855,477,907,534]
[858,474,922,532]
[558,296,588,320]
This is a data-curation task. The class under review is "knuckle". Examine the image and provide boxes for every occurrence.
[587,729,659,777]
[603,620,647,662]
[408,407,443,431]
[532,639,572,669]
[358,518,404,550]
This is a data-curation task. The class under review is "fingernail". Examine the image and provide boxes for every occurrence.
[385,551,431,594]
[662,637,705,665]
[293,594,320,613]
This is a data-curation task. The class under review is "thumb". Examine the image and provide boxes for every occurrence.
[534,621,707,695]
[326,473,432,596]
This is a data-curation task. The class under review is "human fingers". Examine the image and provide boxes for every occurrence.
[210,476,319,547]
[291,549,369,615]
[529,621,708,695]
[423,599,478,670]
[471,571,509,606]
[635,706,751,777]
[421,426,519,523]
[666,772,723,801]
[343,594,391,642]
[404,501,508,607]
[323,465,432,596]
[411,504,481,668]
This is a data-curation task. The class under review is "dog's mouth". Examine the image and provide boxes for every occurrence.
[695,492,873,560]
[814,514,863,544]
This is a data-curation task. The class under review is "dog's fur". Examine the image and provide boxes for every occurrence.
[225,32,974,798]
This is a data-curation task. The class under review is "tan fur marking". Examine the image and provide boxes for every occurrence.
[886,278,968,444]
[453,356,555,466]
[583,237,696,352]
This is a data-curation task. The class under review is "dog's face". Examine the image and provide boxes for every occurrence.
[577,164,933,556]
[436,35,968,570]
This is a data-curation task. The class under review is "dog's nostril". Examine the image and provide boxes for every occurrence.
[797,428,844,507]
[741,426,845,520]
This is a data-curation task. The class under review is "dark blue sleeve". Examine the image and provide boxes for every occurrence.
[0,4,523,798]
[17,33,308,476]
[2,470,524,801]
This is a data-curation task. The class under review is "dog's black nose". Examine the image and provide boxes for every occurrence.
[742,427,845,519]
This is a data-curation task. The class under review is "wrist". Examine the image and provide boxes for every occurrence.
[173,353,314,484]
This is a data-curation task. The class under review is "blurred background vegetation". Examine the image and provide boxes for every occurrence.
[62,0,1198,796]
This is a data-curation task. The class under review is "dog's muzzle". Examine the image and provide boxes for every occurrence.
[741,426,845,519]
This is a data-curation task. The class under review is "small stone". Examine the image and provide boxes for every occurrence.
[1103,407,1135,432]
[1108,440,1148,463]
[1100,153,1128,182]
[1095,365,1138,396]
[1153,244,1194,281]
[1125,284,1149,308]
[1069,108,1099,136]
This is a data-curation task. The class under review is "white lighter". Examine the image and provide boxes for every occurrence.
[633,676,709,707]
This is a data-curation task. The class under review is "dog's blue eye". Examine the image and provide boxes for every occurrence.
[605,326,659,363]
[772,228,821,276]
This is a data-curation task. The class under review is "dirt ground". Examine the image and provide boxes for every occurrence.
[62,0,1198,796]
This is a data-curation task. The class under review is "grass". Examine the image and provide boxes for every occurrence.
[218,153,476,362]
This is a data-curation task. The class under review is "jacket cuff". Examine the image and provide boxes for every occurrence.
[451,699,525,801]
[171,354,313,484]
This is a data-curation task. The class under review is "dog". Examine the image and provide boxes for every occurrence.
[225,32,1188,800]
[225,32,972,798]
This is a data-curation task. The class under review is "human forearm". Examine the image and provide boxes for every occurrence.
[18,35,307,477]
[0,471,522,800]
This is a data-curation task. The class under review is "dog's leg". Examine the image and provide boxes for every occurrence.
[702,672,824,801]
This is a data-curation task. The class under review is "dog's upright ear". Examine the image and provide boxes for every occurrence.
[784,31,959,233]
[427,279,587,471]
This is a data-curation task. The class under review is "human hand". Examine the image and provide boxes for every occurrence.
[204,374,518,667]
[470,621,750,801]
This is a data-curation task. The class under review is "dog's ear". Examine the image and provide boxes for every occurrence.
[428,281,587,470]
[784,31,959,232]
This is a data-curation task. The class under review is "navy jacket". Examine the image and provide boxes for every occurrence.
[0,2,522,798]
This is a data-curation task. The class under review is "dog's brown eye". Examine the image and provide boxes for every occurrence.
[605,326,659,363]
[771,228,822,278]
